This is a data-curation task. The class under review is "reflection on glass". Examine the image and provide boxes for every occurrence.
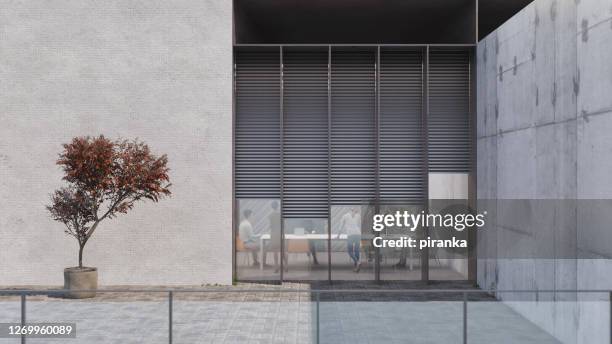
[283,218,328,280]
[236,199,471,282]
[378,203,424,280]
[429,199,469,280]
[236,199,281,281]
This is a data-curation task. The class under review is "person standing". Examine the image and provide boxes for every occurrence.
[339,207,362,272]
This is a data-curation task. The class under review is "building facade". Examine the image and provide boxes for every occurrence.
[4,0,612,342]
[2,3,612,341]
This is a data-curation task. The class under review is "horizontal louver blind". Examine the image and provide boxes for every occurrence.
[380,48,425,204]
[235,47,473,211]
[283,48,329,218]
[428,49,471,172]
[331,48,376,205]
[235,49,281,199]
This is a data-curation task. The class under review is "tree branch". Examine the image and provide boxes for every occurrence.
[84,191,129,244]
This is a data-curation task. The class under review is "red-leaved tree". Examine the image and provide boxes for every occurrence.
[47,136,171,268]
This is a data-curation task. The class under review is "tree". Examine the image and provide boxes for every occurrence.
[47,136,171,268]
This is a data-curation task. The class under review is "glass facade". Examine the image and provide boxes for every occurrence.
[236,199,282,281]
[234,46,473,282]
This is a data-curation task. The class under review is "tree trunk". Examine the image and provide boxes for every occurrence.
[78,244,84,268]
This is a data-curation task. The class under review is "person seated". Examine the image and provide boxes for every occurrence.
[239,209,260,266]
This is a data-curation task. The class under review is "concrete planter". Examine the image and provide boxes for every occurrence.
[63,267,97,299]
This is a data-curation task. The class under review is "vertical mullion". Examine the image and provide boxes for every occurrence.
[421,46,430,283]
[468,47,478,283]
[20,294,25,344]
[279,46,285,283]
[475,0,479,43]
[327,45,332,283]
[375,46,381,283]
[231,50,236,282]
[168,291,173,344]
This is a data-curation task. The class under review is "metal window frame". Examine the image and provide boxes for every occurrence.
[422,45,431,283]
[232,49,236,283]
[279,46,285,281]
[468,47,478,284]
[232,44,476,284]
[327,45,332,282]
[374,46,381,283]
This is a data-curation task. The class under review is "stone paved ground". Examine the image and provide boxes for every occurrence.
[0,282,562,343]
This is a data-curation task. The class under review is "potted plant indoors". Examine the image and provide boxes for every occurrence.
[47,136,171,298]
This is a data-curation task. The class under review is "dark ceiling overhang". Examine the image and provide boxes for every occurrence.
[479,0,535,40]
[234,0,534,44]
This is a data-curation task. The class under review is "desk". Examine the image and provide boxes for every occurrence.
[259,233,347,270]
[257,233,414,271]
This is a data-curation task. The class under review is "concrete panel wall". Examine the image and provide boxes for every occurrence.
[0,1,233,285]
[477,0,612,342]
[575,0,612,342]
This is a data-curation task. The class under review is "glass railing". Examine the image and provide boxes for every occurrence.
[0,288,609,343]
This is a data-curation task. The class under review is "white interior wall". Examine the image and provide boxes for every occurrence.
[429,173,469,277]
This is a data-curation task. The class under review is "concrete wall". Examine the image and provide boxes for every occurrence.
[477,0,612,342]
[0,1,233,285]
